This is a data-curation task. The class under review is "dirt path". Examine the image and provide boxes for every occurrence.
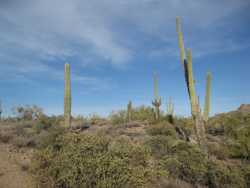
[0,143,35,188]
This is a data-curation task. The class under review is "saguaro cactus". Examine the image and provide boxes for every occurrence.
[0,100,2,120]
[187,49,199,116]
[152,73,161,121]
[166,97,174,115]
[166,97,174,124]
[176,17,207,150]
[203,72,211,122]
[176,16,186,65]
[64,63,71,127]
[127,100,132,122]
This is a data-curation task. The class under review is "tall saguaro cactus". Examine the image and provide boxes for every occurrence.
[166,97,174,124]
[176,17,207,150]
[204,72,211,122]
[64,63,71,127]
[127,100,132,122]
[152,73,161,121]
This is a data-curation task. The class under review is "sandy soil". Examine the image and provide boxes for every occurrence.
[0,143,35,188]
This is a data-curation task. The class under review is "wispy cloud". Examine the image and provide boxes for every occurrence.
[1,0,249,68]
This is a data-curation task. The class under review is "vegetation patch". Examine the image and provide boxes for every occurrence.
[33,133,166,188]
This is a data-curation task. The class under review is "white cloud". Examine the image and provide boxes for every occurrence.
[0,0,249,71]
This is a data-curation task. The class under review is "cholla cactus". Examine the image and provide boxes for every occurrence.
[127,100,132,122]
[203,72,211,122]
[64,63,71,127]
[152,73,161,121]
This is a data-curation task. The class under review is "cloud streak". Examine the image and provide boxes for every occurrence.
[1,0,249,67]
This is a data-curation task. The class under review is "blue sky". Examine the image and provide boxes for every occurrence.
[0,0,250,117]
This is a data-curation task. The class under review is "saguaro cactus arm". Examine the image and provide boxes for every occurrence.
[176,16,186,65]
[203,72,211,121]
[64,63,71,127]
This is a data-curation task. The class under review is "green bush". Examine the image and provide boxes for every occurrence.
[145,136,178,158]
[208,161,247,188]
[131,106,155,122]
[146,121,177,138]
[33,133,166,188]
[109,106,155,125]
[160,142,209,186]
[109,110,126,125]
[243,164,250,187]
[13,135,36,148]
[208,112,250,160]
[207,142,230,160]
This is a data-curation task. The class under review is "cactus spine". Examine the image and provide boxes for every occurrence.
[176,17,207,150]
[203,72,211,122]
[152,73,161,121]
[64,63,71,127]
[127,100,132,122]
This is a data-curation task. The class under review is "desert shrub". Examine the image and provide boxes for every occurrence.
[150,178,193,188]
[231,125,250,159]
[224,124,250,160]
[160,141,209,186]
[158,140,247,188]
[0,131,12,143]
[13,121,34,136]
[34,126,65,149]
[12,105,45,120]
[146,121,177,138]
[207,142,230,160]
[11,123,64,149]
[131,106,155,122]
[243,164,250,187]
[145,136,178,158]
[32,115,57,134]
[13,135,36,148]
[208,161,246,188]
[207,112,250,160]
[33,133,166,188]
[208,112,250,137]
[109,106,155,125]
[109,110,126,125]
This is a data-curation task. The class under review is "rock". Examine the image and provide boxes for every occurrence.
[238,104,250,112]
